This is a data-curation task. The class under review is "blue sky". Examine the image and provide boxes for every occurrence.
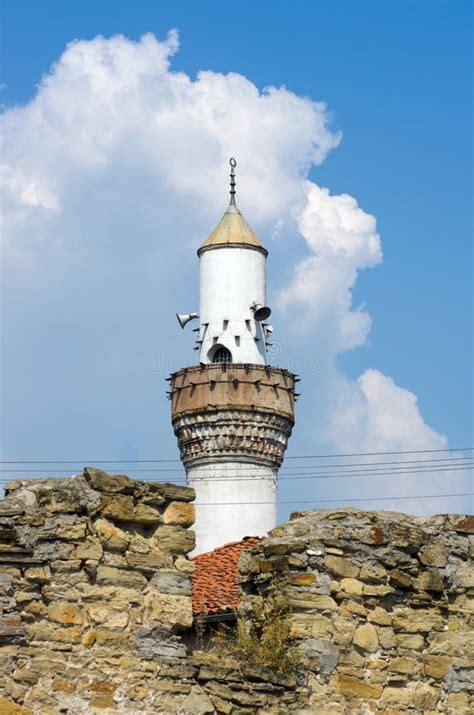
[1,0,472,516]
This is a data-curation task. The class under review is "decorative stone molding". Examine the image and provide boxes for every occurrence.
[170,364,296,469]
[172,408,293,469]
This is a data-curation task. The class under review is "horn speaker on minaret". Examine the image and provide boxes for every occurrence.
[176,313,199,329]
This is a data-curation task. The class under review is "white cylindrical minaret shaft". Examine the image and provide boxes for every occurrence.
[187,462,276,555]
[171,159,295,554]
[197,159,270,366]
[199,245,267,364]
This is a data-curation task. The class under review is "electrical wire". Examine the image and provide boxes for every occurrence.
[0,457,471,475]
[0,464,471,485]
[0,446,471,464]
[194,492,474,506]
[179,465,474,482]
[0,456,471,475]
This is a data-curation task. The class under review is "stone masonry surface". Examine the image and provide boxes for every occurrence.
[238,507,474,714]
[0,470,472,714]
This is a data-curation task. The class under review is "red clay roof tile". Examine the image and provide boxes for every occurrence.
[191,536,262,616]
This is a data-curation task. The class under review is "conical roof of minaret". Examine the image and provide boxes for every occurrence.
[198,159,267,256]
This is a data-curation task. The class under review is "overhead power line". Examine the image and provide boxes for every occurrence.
[0,446,472,465]
[0,457,472,478]
[0,457,471,476]
[180,465,473,482]
[285,447,473,459]
[0,464,472,485]
[0,462,472,477]
[194,492,474,506]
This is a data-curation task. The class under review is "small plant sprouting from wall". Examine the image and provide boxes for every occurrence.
[211,582,300,675]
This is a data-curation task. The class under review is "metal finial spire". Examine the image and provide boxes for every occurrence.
[229,157,237,207]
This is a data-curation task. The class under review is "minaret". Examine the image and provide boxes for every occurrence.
[170,159,296,554]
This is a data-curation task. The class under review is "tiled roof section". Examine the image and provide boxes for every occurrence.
[192,536,263,617]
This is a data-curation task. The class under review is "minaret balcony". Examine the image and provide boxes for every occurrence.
[170,364,296,470]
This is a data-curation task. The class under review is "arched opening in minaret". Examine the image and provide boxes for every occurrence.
[209,345,232,364]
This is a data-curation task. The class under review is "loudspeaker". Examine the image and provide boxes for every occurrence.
[176,312,199,329]
[252,303,272,322]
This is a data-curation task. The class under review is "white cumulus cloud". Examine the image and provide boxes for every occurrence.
[1,31,467,516]
[275,181,468,516]
[1,31,340,258]
[327,369,447,453]
[279,181,382,352]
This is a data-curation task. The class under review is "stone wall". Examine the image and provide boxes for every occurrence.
[238,507,474,714]
[0,472,472,714]
[0,471,303,714]
[0,469,199,713]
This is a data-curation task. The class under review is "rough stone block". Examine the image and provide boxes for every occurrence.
[446,692,471,713]
[51,675,76,694]
[96,565,147,589]
[56,521,87,540]
[287,593,337,611]
[368,607,392,626]
[84,467,135,493]
[182,688,215,714]
[0,499,25,517]
[339,577,364,596]
[418,541,448,567]
[75,540,103,560]
[375,626,396,649]
[427,631,474,657]
[174,555,196,573]
[423,654,452,679]
[132,503,163,525]
[336,676,383,700]
[416,569,444,592]
[324,556,359,579]
[288,572,316,587]
[147,482,195,503]
[387,657,419,674]
[24,566,50,584]
[395,633,425,650]
[453,561,474,588]
[125,552,173,571]
[143,591,193,631]
[94,518,130,552]
[88,603,129,628]
[162,501,195,527]
[99,495,135,522]
[0,698,32,714]
[290,613,334,638]
[362,583,393,597]
[410,682,441,709]
[154,526,196,554]
[353,623,379,653]
[380,686,411,707]
[48,602,84,625]
[150,570,192,596]
[392,608,444,633]
[23,623,55,642]
[389,569,414,590]
[359,561,387,583]
[94,629,132,647]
